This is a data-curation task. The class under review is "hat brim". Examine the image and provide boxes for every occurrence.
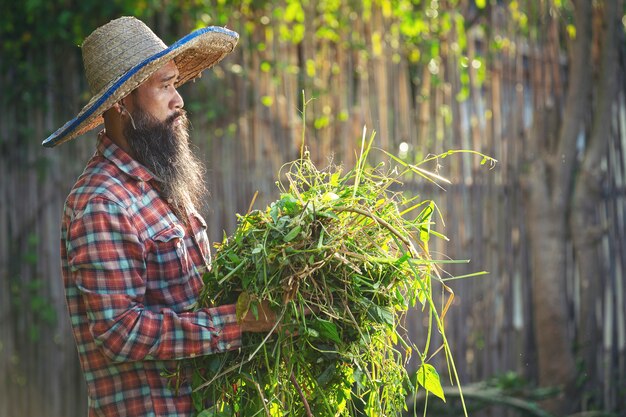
[42,26,238,148]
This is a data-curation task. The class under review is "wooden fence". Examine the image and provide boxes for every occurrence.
[1,3,625,416]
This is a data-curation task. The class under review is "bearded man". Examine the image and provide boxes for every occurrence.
[43,17,276,417]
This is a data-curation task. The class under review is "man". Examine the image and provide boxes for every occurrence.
[43,17,276,417]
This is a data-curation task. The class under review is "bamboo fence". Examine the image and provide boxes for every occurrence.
[1,3,624,417]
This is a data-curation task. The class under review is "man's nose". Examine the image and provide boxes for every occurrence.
[172,88,184,109]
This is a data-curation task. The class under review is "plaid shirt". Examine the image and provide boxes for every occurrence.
[61,133,242,417]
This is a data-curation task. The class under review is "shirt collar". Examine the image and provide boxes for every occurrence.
[97,131,154,183]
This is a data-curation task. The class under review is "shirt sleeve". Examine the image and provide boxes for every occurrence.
[65,197,242,362]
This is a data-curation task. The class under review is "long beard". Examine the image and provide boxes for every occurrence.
[124,107,207,222]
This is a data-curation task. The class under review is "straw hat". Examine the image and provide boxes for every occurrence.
[42,16,239,148]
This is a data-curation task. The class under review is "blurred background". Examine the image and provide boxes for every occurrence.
[1,1,625,416]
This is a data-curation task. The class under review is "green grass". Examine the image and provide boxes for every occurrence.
[179,127,495,417]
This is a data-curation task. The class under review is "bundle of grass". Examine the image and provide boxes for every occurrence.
[183,131,494,417]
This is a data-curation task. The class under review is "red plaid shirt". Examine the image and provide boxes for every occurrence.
[61,133,242,417]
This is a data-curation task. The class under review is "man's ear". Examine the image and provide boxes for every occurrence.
[111,102,124,114]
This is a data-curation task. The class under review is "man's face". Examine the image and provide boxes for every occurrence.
[126,60,185,124]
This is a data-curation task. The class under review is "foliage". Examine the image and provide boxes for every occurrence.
[0,0,181,108]
[179,127,494,416]
[1,0,493,110]
[9,234,57,342]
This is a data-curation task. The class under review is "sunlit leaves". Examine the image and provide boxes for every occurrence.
[276,0,305,43]
[314,115,330,129]
[372,31,383,56]
[261,96,274,107]
[416,363,446,402]
[567,24,576,39]
[508,1,528,33]
[284,0,304,22]
[260,61,271,72]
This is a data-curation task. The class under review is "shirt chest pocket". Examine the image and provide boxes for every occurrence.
[146,224,193,288]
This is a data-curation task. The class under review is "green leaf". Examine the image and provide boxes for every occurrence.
[353,368,365,390]
[283,225,301,242]
[304,327,320,338]
[279,193,299,212]
[197,406,233,417]
[206,355,223,374]
[269,204,279,223]
[368,305,394,326]
[227,252,241,263]
[250,302,258,320]
[312,318,342,344]
[192,391,204,413]
[315,210,339,220]
[394,253,410,266]
[317,363,338,387]
[418,202,435,244]
[475,0,487,9]
[394,287,406,306]
[416,364,446,402]
[236,292,251,321]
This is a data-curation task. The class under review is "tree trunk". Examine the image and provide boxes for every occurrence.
[525,0,593,414]
[570,0,621,407]
[527,162,577,415]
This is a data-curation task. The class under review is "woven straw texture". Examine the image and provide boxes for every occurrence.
[43,17,238,147]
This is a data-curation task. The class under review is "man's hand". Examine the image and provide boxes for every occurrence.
[239,300,277,333]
